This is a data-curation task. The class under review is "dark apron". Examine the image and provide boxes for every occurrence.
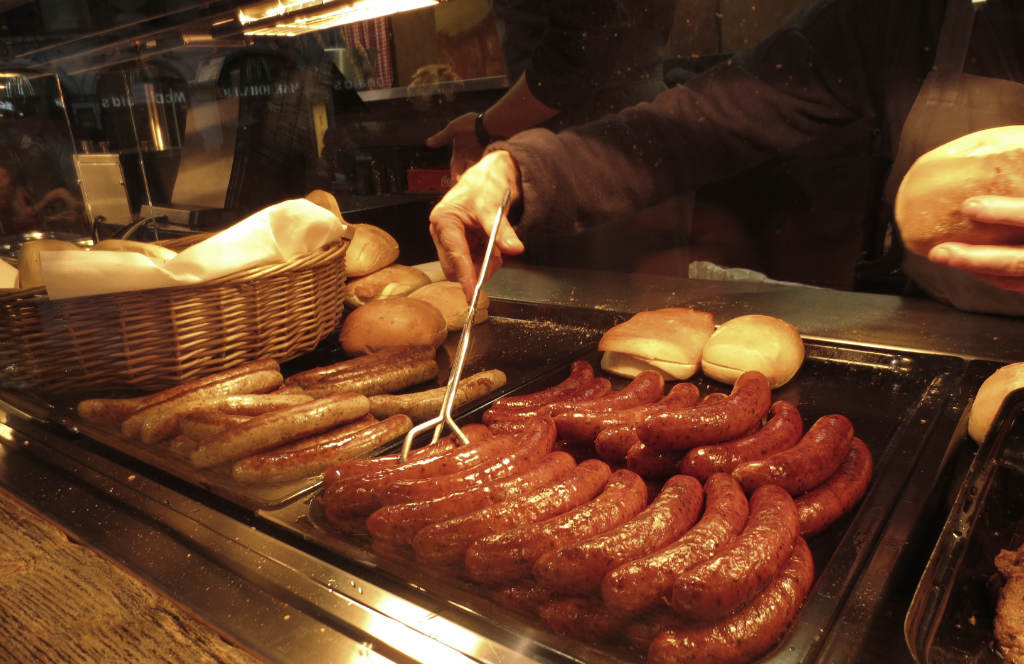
[885,0,1024,315]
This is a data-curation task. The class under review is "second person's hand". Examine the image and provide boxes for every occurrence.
[426,112,486,178]
[428,150,525,300]
[928,195,1024,293]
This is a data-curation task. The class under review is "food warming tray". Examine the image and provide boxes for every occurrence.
[257,329,968,664]
[0,300,614,511]
[905,361,1024,664]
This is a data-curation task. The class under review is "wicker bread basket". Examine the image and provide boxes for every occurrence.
[0,230,351,395]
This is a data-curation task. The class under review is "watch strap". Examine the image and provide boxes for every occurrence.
[474,112,494,146]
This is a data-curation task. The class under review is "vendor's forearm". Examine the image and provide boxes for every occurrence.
[481,75,559,140]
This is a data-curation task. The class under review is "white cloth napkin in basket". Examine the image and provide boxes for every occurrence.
[40,198,347,300]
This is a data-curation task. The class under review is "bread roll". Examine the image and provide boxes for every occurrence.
[700,314,804,388]
[17,239,83,289]
[598,307,715,380]
[968,362,1024,443]
[91,238,178,263]
[895,125,1024,256]
[345,224,400,277]
[342,264,431,308]
[304,189,343,221]
[409,280,489,331]
[338,296,447,356]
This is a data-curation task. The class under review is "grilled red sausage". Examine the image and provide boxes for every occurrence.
[549,371,666,441]
[795,436,873,535]
[321,422,490,485]
[322,416,555,518]
[626,440,681,478]
[367,451,577,547]
[670,484,799,620]
[679,401,803,482]
[732,413,854,495]
[490,582,557,615]
[602,473,749,616]
[532,474,704,595]
[380,418,556,505]
[640,371,772,451]
[648,537,814,664]
[483,377,613,428]
[593,384,703,463]
[412,458,611,568]
[625,609,691,652]
[488,359,595,411]
[594,426,643,465]
[538,596,630,641]
[465,469,648,585]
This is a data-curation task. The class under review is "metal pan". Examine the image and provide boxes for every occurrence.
[905,369,1024,664]
[259,336,966,664]
[1,299,614,511]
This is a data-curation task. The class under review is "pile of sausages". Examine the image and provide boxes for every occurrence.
[74,348,507,484]
[318,360,874,664]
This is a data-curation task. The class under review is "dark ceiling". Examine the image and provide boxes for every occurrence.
[1,1,245,71]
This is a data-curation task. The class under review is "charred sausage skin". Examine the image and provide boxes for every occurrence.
[670,484,800,621]
[648,537,815,664]
[679,401,803,482]
[640,372,772,451]
[732,413,854,495]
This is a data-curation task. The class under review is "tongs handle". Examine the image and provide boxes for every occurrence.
[398,189,512,463]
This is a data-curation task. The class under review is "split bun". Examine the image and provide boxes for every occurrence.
[598,307,715,380]
[700,314,804,388]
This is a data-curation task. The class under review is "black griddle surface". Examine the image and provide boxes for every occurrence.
[906,369,1024,664]
[261,321,967,664]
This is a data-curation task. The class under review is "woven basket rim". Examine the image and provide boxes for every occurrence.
[0,238,349,304]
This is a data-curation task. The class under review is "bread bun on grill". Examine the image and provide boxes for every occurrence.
[968,362,1024,443]
[338,296,447,356]
[598,307,715,380]
[409,280,489,331]
[895,125,1024,256]
[342,264,431,308]
[700,314,804,388]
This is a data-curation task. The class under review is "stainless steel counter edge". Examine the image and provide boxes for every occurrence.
[0,411,542,664]
[1,267,1019,664]
[485,266,1024,363]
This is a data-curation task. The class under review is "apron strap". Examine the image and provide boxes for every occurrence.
[862,0,979,291]
[934,0,978,103]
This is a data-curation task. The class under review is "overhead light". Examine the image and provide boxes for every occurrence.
[238,0,441,37]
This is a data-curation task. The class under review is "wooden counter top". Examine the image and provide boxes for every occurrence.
[0,487,261,664]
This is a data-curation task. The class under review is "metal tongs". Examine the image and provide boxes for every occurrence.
[398,188,512,463]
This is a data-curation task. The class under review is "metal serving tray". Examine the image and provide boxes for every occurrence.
[905,362,1024,664]
[0,300,613,511]
[258,336,967,664]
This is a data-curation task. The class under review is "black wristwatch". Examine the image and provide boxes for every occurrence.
[475,112,495,146]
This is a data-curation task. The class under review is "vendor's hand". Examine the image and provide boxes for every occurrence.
[426,112,486,178]
[928,195,1024,293]
[428,151,525,300]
